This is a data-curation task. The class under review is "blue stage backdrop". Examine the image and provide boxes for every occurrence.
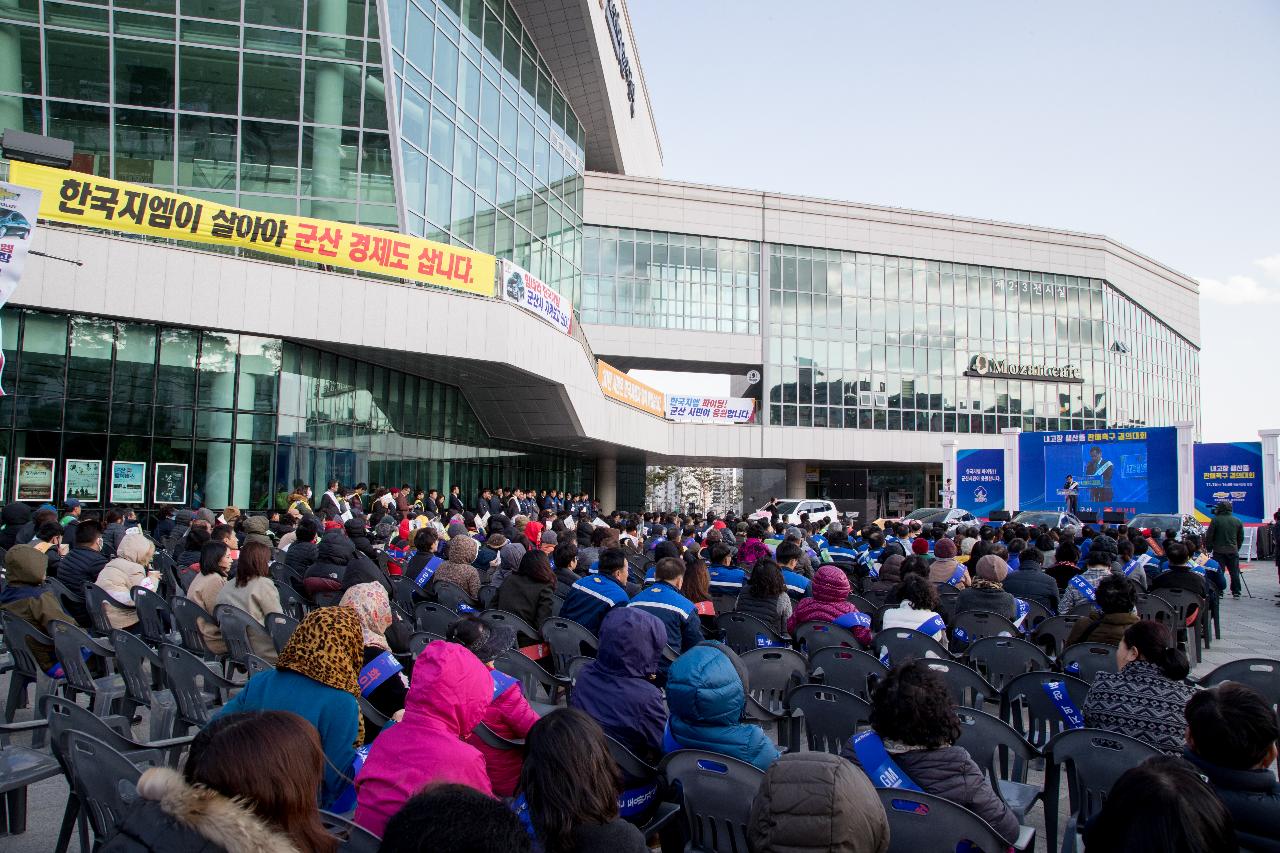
[1019,427,1178,515]
[957,449,1005,516]
[1194,442,1263,524]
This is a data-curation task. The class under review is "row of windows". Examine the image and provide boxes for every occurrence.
[766,407,1107,434]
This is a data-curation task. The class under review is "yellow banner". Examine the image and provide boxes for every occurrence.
[8,162,496,297]
[597,360,665,418]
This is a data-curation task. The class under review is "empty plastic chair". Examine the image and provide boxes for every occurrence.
[157,643,238,735]
[48,619,126,717]
[0,717,58,836]
[954,706,1042,824]
[540,618,600,678]
[966,635,1052,693]
[1197,657,1280,709]
[264,612,299,654]
[1151,588,1206,663]
[793,621,860,655]
[130,587,173,646]
[659,750,765,853]
[58,730,143,849]
[1059,642,1118,684]
[717,612,786,655]
[876,787,1026,853]
[273,579,310,622]
[784,683,872,754]
[1030,615,1084,659]
[918,658,996,709]
[808,647,888,701]
[414,601,459,636]
[110,629,177,742]
[0,611,57,723]
[739,647,808,712]
[874,627,954,667]
[1042,728,1162,853]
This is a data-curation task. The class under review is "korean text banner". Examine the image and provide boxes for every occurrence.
[956,448,1005,516]
[1193,442,1263,524]
[1019,427,1178,515]
[666,395,755,424]
[597,360,665,417]
[500,259,571,334]
[8,162,496,297]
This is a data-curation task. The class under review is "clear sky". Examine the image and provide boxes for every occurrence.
[626,0,1280,442]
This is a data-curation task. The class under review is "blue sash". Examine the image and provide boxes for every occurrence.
[756,633,786,648]
[1042,680,1086,729]
[456,602,477,614]
[1122,558,1142,577]
[944,564,965,587]
[1068,574,1097,604]
[916,614,946,637]
[850,731,924,792]
[490,669,519,701]
[835,611,873,631]
[358,651,403,697]
[510,794,537,842]
[618,782,659,818]
[879,649,891,667]
[414,555,444,589]
[1013,597,1030,630]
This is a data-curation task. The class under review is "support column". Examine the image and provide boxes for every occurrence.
[595,453,617,515]
[1260,429,1280,522]
[940,439,958,508]
[785,460,807,498]
[310,0,349,220]
[0,0,23,135]
[1001,428,1022,513]
[1175,421,1195,516]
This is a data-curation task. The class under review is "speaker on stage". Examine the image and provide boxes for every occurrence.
[988,510,1011,522]
[1101,510,1126,525]
[1076,510,1098,523]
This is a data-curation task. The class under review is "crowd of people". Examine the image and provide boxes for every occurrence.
[1,485,1277,852]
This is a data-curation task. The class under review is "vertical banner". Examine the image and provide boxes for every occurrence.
[956,448,1005,516]
[500,259,572,334]
[1193,442,1263,524]
[0,179,43,395]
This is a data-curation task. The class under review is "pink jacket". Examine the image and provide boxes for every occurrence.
[787,566,872,646]
[738,538,772,568]
[354,642,494,836]
[466,672,540,796]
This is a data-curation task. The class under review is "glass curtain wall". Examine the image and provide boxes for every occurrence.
[1103,287,1200,431]
[383,0,584,303]
[580,226,761,333]
[0,306,589,512]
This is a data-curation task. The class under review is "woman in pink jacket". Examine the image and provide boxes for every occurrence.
[354,641,493,836]
[446,616,541,796]
[786,565,873,646]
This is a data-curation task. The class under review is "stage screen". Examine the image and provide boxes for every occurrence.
[1019,427,1178,515]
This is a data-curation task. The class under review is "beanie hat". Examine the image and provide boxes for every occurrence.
[811,565,852,602]
[911,537,930,555]
[934,538,958,559]
[975,554,1010,584]
[1089,535,1119,557]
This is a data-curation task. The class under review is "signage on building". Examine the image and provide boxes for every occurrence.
[8,162,497,298]
[666,396,755,424]
[500,260,572,335]
[0,178,42,396]
[964,354,1082,383]
[1193,441,1263,524]
[597,360,665,417]
[956,448,1005,515]
[599,0,636,117]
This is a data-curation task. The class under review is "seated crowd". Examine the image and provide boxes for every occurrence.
[1,488,1277,853]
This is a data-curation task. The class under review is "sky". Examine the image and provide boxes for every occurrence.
[626,1,1280,442]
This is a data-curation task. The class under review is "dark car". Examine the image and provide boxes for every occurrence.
[0,209,32,239]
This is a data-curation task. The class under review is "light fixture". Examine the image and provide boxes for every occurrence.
[1,130,74,168]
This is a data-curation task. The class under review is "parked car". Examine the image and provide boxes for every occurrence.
[1011,510,1084,531]
[1127,513,1204,540]
[749,498,843,527]
[0,209,32,239]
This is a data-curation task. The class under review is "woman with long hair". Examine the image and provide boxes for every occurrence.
[493,549,556,635]
[103,710,337,852]
[186,540,231,654]
[681,558,718,632]
[516,708,647,853]
[1082,620,1195,754]
[735,558,791,634]
[214,539,282,662]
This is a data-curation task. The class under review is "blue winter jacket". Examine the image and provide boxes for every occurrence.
[569,607,668,760]
[664,645,779,772]
[558,572,631,636]
[629,581,702,654]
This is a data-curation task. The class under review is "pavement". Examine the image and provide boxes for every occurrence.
[3,559,1278,852]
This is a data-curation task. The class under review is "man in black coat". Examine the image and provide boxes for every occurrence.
[54,520,108,627]
[1001,549,1060,614]
[1149,541,1207,600]
[448,485,466,515]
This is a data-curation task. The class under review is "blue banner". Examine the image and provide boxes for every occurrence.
[1194,442,1263,524]
[956,448,1005,515]
[1019,427,1178,515]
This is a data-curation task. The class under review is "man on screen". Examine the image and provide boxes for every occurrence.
[1063,475,1079,514]
[1085,446,1114,501]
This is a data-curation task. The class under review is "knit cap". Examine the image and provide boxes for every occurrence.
[934,538,958,559]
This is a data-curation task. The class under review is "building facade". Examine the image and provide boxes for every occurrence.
[0,0,1200,515]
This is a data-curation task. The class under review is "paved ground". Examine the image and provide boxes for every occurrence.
[4,560,1278,852]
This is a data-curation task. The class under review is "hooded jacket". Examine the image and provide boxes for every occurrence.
[747,752,890,853]
[344,519,380,566]
[283,539,318,577]
[305,531,351,585]
[354,641,494,836]
[241,516,274,549]
[665,645,779,772]
[0,502,33,551]
[570,608,669,760]
[786,566,872,646]
[100,767,301,853]
[55,545,108,626]
[0,545,73,671]
[1182,748,1280,853]
[96,534,156,629]
[433,535,482,599]
[465,665,540,797]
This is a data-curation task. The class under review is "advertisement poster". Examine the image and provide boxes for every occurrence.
[111,461,146,504]
[597,360,665,417]
[1193,442,1263,524]
[956,448,1005,516]
[153,462,189,505]
[665,396,756,424]
[64,459,102,503]
[0,178,42,395]
[14,457,54,502]
[500,260,572,334]
[1019,427,1178,515]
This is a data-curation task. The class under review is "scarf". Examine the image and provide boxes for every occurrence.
[277,606,366,745]
[339,582,392,653]
[0,584,46,604]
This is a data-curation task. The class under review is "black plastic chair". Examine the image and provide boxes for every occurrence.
[265,611,299,654]
[0,717,58,837]
[414,601,459,636]
[169,596,224,663]
[59,730,143,850]
[792,620,860,654]
[358,695,391,731]
[1000,670,1091,750]
[876,787,1023,853]
[408,631,445,657]
[244,654,274,678]
[1135,592,1174,631]
[1059,642,1118,684]
[966,635,1052,692]
[495,649,566,711]
[157,643,238,735]
[954,705,1042,825]
[1042,728,1162,853]
[48,619,127,717]
[808,647,888,701]
[658,750,765,853]
[479,609,540,644]
[873,627,954,667]
[214,603,274,677]
[320,809,382,853]
[717,612,786,655]
[1,611,57,722]
[604,734,682,838]
[1197,657,1280,709]
[83,584,135,641]
[784,683,872,754]
[434,580,479,613]
[477,584,499,610]
[739,647,807,712]
[1022,598,1053,634]
[110,629,177,742]
[1030,615,1084,659]
[934,586,960,624]
[1153,588,1206,663]
[918,658,997,709]
[130,587,173,646]
[951,610,1021,650]
[540,618,600,679]
[273,578,310,622]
